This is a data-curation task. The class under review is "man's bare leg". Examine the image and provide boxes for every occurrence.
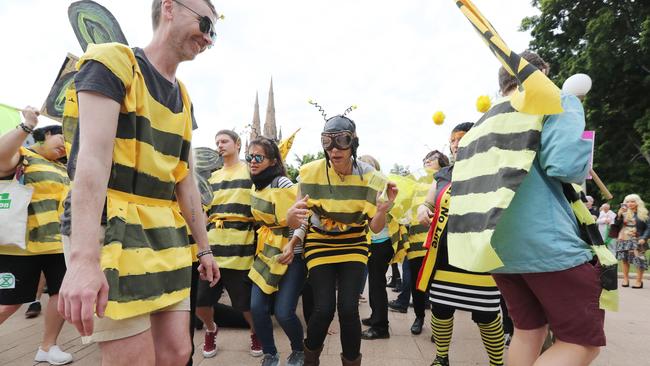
[0,304,21,324]
[99,329,155,366]
[507,325,547,366]
[150,310,191,366]
[243,311,255,334]
[534,340,600,366]
[196,306,216,331]
[41,294,65,350]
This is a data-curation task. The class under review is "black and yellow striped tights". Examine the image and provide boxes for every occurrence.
[431,309,505,366]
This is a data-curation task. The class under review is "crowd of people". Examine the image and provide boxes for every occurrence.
[0,1,644,366]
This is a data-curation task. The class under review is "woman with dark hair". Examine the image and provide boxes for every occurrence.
[0,107,72,365]
[287,114,397,366]
[246,137,306,366]
[422,150,450,173]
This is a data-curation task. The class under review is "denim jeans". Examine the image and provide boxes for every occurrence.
[395,257,411,306]
[304,261,365,360]
[250,256,306,355]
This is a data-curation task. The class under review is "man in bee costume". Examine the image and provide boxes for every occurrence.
[448,1,619,365]
[57,1,220,365]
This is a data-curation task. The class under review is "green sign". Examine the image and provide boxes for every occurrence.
[0,193,10,210]
[0,273,15,289]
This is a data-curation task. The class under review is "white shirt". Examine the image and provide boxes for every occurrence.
[596,210,617,238]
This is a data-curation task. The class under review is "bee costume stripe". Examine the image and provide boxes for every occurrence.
[448,0,618,311]
[62,43,194,320]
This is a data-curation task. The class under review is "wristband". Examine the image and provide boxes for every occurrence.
[18,123,33,134]
[422,201,435,212]
[196,249,213,259]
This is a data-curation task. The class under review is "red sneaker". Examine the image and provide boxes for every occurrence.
[250,333,263,357]
[202,327,218,358]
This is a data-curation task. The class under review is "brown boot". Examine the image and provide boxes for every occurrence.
[341,353,362,366]
[303,342,323,366]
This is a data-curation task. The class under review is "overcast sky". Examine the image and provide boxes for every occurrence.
[0,0,538,172]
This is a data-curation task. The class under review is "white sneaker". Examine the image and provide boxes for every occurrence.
[34,345,73,365]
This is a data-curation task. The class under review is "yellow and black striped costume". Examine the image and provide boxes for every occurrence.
[207,162,255,270]
[0,148,70,256]
[64,43,194,320]
[450,1,618,313]
[448,100,544,271]
[299,159,378,270]
[248,180,298,294]
[406,224,429,260]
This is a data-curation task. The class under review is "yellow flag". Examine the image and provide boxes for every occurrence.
[0,103,21,135]
[278,128,300,160]
[454,0,563,115]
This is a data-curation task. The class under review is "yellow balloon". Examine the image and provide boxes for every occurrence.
[476,95,491,113]
[432,111,445,125]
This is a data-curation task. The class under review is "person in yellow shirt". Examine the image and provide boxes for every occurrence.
[197,130,262,358]
[0,107,72,365]
[287,114,397,366]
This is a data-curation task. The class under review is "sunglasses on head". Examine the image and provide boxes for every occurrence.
[245,154,266,163]
[173,0,217,45]
[321,132,354,151]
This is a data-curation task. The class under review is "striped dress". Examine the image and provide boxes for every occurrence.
[0,148,70,256]
[65,43,194,320]
[429,167,501,313]
[207,162,255,270]
[299,159,378,270]
[248,176,298,294]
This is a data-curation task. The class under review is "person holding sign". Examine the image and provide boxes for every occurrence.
[0,107,72,365]
[416,123,505,366]
[287,108,397,366]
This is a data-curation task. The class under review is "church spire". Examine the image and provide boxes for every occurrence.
[263,78,278,141]
[250,91,261,141]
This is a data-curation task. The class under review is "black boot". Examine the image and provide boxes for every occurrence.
[341,353,362,366]
[411,317,424,335]
[304,342,323,366]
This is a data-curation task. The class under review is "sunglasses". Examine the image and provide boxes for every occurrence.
[321,132,354,151]
[173,0,217,45]
[245,154,266,163]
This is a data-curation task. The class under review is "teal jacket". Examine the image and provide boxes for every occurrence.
[491,94,593,273]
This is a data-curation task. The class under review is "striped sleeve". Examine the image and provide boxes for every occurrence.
[277,176,294,188]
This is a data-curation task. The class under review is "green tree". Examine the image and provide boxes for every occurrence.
[521,0,650,204]
[390,163,411,177]
[286,151,325,181]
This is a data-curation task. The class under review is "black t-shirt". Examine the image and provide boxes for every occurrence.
[61,47,197,236]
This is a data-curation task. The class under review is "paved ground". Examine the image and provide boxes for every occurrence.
[1,276,648,366]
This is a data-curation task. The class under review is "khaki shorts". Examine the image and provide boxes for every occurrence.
[81,297,190,344]
[63,232,191,344]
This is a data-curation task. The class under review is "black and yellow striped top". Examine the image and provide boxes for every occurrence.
[300,159,378,270]
[406,223,429,260]
[248,177,298,294]
[67,43,194,320]
[207,161,255,270]
[0,148,70,256]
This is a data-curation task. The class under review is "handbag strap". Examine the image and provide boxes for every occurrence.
[13,155,26,184]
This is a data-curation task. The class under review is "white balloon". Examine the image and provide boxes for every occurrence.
[562,73,592,97]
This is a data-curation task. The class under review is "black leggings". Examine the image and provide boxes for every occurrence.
[431,302,499,324]
[304,261,365,360]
